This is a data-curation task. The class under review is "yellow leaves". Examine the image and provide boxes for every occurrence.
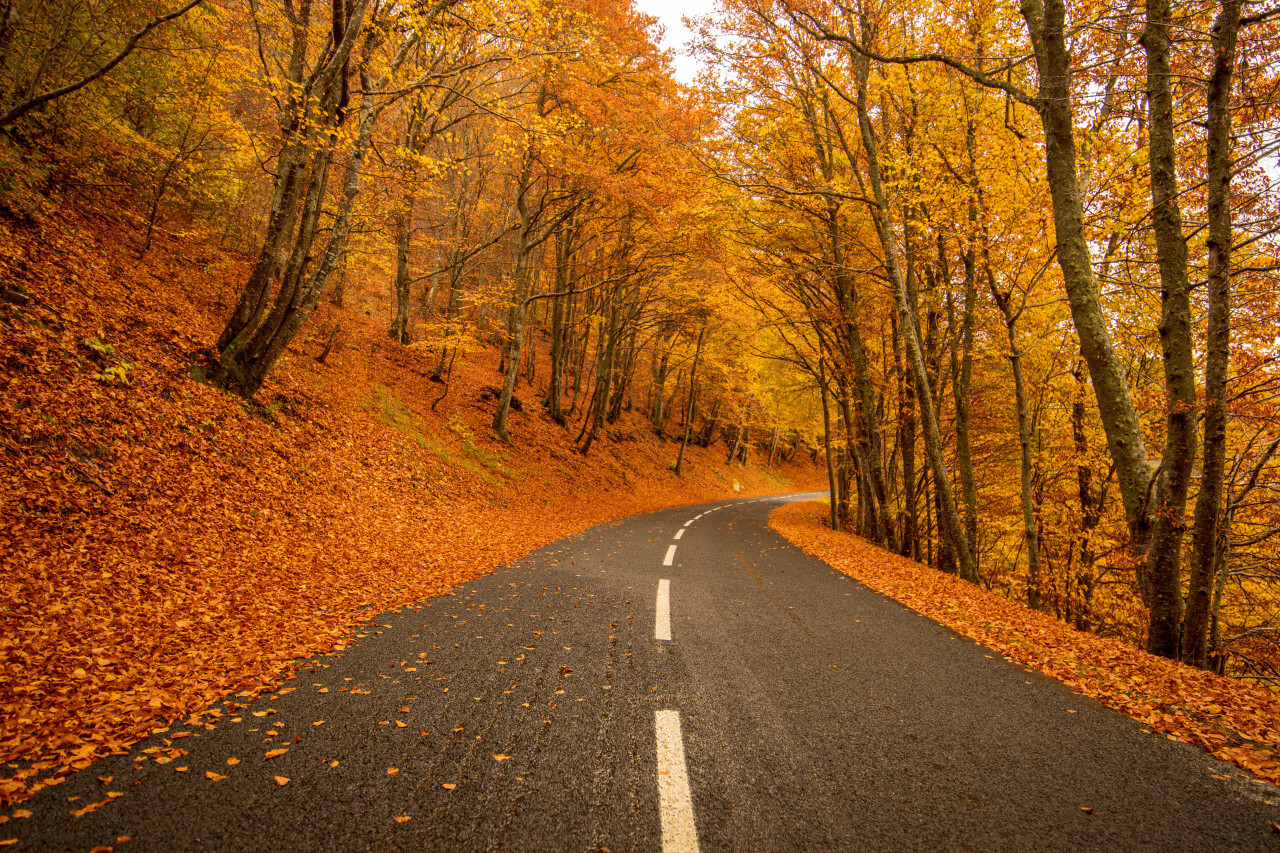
[387,768,399,775]
[226,757,240,765]
[274,776,290,786]
[492,754,512,761]
[394,815,411,823]
[441,783,456,790]
[205,771,226,781]
[264,749,288,760]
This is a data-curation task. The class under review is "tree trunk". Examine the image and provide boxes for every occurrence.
[820,357,839,530]
[674,325,705,477]
[1020,0,1155,556]
[726,423,743,466]
[852,38,975,581]
[1140,0,1197,658]
[1183,0,1240,667]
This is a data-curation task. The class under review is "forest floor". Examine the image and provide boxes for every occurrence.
[0,201,823,807]
[772,501,1280,789]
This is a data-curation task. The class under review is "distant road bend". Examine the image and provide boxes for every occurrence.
[22,494,1280,851]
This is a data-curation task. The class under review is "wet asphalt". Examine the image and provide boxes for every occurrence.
[11,493,1280,851]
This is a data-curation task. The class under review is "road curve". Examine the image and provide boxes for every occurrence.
[16,494,1280,851]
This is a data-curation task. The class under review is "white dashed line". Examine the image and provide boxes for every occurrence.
[683,519,694,527]
[655,579,671,641]
[664,545,677,566]
[655,710,699,852]
[674,529,685,540]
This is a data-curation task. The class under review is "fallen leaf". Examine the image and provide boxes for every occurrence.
[387,768,399,775]
[12,811,31,820]
[206,771,226,781]
[394,816,411,823]
[442,783,456,790]
[1080,807,1093,814]
[174,767,188,772]
[71,798,111,818]
[492,754,511,761]
[312,721,325,726]
[274,776,290,786]
[227,757,240,765]
[395,721,408,728]
[329,760,339,767]
[265,748,288,760]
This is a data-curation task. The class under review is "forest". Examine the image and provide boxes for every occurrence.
[1,0,1279,697]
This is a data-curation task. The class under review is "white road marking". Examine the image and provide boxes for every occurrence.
[655,579,671,641]
[655,710,699,852]
[683,519,694,527]
[664,545,677,566]
[674,529,685,540]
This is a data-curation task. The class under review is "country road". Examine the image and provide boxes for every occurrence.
[18,494,1280,851]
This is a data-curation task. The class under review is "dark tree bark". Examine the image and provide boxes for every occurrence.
[1183,0,1240,666]
[674,325,706,477]
[1140,0,1198,657]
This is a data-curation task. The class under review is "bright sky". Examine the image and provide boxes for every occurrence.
[632,0,718,84]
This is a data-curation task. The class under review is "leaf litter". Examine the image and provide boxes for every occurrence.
[0,207,822,805]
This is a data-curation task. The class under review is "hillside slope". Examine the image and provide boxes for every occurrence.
[0,205,822,805]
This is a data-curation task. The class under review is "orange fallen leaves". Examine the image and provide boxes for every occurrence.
[771,501,1280,788]
[273,776,289,786]
[264,749,287,760]
[0,205,822,806]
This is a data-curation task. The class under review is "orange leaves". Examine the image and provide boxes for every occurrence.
[273,776,289,786]
[205,771,226,781]
[264,748,288,760]
[0,196,822,808]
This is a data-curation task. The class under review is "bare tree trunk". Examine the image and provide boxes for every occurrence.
[1183,0,1240,667]
[820,357,839,530]
[726,424,743,466]
[674,325,705,477]
[1020,0,1155,557]
[1140,0,1197,658]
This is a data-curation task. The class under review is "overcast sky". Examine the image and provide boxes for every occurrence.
[632,0,718,84]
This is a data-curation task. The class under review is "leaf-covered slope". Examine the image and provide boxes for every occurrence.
[0,206,821,806]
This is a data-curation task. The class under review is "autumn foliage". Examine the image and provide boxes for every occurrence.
[0,200,820,806]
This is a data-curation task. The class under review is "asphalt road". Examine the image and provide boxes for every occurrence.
[15,494,1280,851]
